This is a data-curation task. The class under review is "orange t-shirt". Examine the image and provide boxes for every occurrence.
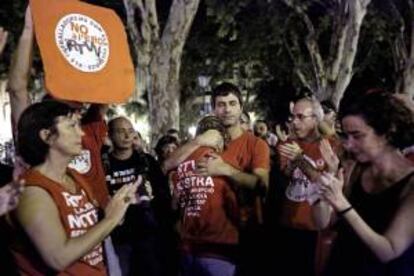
[174,147,239,249]
[68,110,109,207]
[278,138,339,230]
[221,131,270,224]
[11,169,106,276]
[221,131,270,172]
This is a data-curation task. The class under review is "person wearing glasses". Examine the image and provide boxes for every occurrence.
[275,97,341,276]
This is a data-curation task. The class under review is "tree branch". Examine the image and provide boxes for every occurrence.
[328,0,348,81]
[122,0,140,57]
[331,0,371,106]
[144,0,160,44]
[282,0,326,97]
[408,0,414,59]
[283,16,315,93]
[389,0,407,72]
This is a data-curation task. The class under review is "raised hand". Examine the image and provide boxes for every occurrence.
[318,169,349,211]
[196,152,229,177]
[105,182,138,223]
[319,139,339,173]
[278,142,303,161]
[275,124,289,142]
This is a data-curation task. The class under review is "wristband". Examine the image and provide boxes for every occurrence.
[337,206,353,216]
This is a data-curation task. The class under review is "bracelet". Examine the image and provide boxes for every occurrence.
[337,206,353,216]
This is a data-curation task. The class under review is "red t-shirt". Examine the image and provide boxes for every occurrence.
[221,131,270,224]
[278,138,339,230]
[68,111,109,208]
[174,147,239,259]
[11,169,106,276]
[221,131,270,172]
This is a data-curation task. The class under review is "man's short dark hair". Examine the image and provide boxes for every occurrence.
[18,100,75,166]
[211,82,243,109]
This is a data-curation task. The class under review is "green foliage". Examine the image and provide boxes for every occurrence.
[0,0,409,125]
[181,0,291,115]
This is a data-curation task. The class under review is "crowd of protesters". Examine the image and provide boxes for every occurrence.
[0,6,414,276]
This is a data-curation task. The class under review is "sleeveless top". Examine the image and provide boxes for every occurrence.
[10,169,107,276]
[325,167,414,276]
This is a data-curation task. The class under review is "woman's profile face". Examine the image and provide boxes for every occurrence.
[48,114,84,158]
[341,115,388,163]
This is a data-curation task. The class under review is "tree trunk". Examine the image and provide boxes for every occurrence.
[330,0,371,108]
[123,0,200,144]
[396,0,414,99]
[148,48,181,143]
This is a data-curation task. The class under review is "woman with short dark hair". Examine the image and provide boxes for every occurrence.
[10,100,137,275]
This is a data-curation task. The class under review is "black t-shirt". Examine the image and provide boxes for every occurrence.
[103,150,172,243]
[105,151,144,195]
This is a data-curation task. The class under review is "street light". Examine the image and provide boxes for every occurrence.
[197,75,211,115]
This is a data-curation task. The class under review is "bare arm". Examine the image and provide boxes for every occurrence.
[162,130,223,173]
[162,140,200,173]
[196,153,269,190]
[213,159,260,189]
[17,184,136,271]
[7,7,33,137]
[343,195,414,262]
[318,172,414,262]
[312,142,352,229]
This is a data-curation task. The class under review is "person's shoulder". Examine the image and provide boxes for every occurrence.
[242,131,266,144]
[20,168,43,184]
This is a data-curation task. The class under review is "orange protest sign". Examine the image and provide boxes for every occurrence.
[30,0,135,103]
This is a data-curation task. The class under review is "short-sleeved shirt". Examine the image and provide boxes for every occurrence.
[222,131,270,172]
[173,147,239,260]
[278,137,339,230]
[103,151,165,243]
[221,131,270,224]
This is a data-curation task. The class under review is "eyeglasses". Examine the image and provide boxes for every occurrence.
[288,113,315,122]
